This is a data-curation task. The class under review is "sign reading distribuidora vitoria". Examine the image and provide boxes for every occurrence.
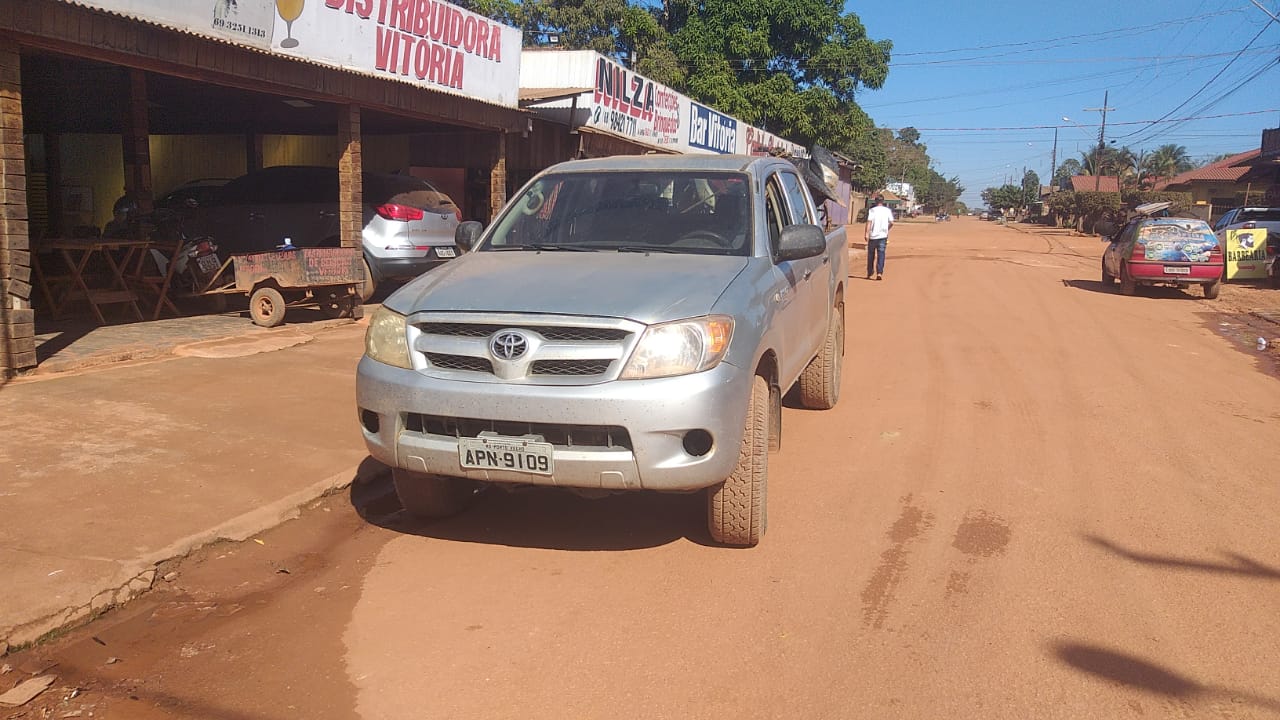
[276,0,522,107]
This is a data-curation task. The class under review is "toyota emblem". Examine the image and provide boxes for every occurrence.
[491,331,529,360]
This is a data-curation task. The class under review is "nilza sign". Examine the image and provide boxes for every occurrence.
[276,0,521,107]
[591,58,681,147]
[688,104,738,154]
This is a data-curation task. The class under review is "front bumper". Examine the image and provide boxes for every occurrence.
[356,357,750,492]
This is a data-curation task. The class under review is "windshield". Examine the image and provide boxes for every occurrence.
[480,171,753,256]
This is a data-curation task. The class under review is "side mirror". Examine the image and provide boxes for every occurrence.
[454,221,483,252]
[777,224,826,262]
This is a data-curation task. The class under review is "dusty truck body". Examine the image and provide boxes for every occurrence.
[356,154,848,546]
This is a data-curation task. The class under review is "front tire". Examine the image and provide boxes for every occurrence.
[797,306,844,410]
[358,258,377,303]
[1203,279,1221,299]
[707,375,769,547]
[1102,259,1115,285]
[392,468,479,519]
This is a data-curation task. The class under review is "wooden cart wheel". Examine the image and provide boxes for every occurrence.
[249,286,287,327]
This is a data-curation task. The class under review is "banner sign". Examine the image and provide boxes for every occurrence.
[61,0,521,107]
[65,0,275,49]
[1225,228,1268,280]
[522,51,807,157]
[688,103,738,154]
[274,0,521,106]
[590,56,681,149]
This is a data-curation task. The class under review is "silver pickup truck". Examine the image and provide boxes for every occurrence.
[356,154,847,546]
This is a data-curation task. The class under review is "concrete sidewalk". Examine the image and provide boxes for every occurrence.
[0,320,374,649]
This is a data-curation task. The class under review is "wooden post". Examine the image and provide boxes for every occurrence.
[337,104,362,249]
[490,132,507,223]
[121,68,153,214]
[0,39,35,373]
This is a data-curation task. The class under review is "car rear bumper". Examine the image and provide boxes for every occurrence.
[355,357,749,492]
[1128,262,1222,283]
[367,255,449,281]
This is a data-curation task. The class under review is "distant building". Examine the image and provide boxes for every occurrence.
[1154,149,1261,222]
[1067,176,1121,193]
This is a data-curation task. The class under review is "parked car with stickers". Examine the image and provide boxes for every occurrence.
[1101,207,1224,298]
[356,154,849,547]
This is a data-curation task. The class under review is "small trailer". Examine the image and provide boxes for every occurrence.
[191,246,365,327]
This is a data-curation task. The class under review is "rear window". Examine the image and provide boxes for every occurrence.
[1238,209,1280,223]
[363,174,456,211]
[1140,220,1218,263]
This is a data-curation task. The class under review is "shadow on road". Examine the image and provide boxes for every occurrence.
[350,471,709,551]
[1050,640,1280,712]
[1061,278,1205,299]
[1085,534,1280,580]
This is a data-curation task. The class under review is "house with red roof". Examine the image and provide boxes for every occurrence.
[1153,150,1262,220]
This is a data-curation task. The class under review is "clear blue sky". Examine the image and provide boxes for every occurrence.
[851,0,1280,207]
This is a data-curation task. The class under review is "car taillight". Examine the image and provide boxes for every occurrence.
[1242,221,1256,229]
[454,208,462,222]
[376,203,425,222]
[1131,238,1146,259]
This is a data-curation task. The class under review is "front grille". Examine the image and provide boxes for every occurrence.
[531,360,612,376]
[405,414,632,450]
[420,323,629,342]
[426,353,493,373]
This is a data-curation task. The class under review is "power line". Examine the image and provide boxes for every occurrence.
[1115,14,1278,141]
[900,109,1280,132]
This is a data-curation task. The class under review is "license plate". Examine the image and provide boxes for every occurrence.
[459,435,553,475]
[435,247,457,258]
[1163,266,1191,275]
[196,253,221,275]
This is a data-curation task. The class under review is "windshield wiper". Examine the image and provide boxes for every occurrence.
[615,246,680,254]
[490,243,596,252]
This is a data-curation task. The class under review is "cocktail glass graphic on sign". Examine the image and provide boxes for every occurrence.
[276,0,303,48]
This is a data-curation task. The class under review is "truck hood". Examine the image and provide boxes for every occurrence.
[384,251,750,325]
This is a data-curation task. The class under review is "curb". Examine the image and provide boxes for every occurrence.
[1,460,387,651]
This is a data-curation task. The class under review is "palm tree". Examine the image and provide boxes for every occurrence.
[1143,144,1192,183]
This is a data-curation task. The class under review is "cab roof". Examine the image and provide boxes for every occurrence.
[544,154,774,174]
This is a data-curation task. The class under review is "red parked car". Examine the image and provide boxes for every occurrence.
[1101,207,1224,299]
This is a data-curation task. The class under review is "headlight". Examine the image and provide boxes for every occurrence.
[365,306,411,369]
[621,316,734,379]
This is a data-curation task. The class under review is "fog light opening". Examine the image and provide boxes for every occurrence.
[360,409,380,434]
[682,429,713,457]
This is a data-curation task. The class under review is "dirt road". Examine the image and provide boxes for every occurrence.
[8,218,1280,719]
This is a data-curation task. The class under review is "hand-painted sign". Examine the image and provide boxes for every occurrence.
[590,56,681,148]
[64,0,275,48]
[688,103,738,154]
[275,0,521,106]
[1225,228,1268,279]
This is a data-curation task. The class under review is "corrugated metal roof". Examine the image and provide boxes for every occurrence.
[55,0,526,113]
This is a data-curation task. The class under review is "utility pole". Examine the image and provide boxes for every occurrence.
[1050,127,1058,188]
[1085,90,1115,192]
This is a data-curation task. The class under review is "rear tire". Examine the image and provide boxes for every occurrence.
[1101,260,1115,285]
[1203,279,1221,299]
[249,286,286,327]
[392,468,479,519]
[797,306,844,410]
[1120,263,1137,296]
[707,375,768,547]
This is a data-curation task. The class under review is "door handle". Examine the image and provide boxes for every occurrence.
[821,255,830,265]
[248,212,264,221]
[803,268,813,280]
[319,210,336,218]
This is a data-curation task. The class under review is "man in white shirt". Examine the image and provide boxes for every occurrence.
[864,194,894,281]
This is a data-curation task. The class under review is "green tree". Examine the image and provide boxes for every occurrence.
[1021,169,1040,206]
[1142,144,1193,184]
[1053,158,1082,187]
[662,0,891,150]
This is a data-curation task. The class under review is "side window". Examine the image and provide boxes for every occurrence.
[1213,210,1234,231]
[778,171,813,225]
[1118,221,1139,245]
[763,176,792,260]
